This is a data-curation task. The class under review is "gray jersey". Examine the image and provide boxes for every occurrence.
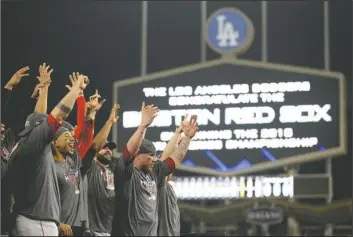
[87,162,115,233]
[157,181,180,236]
[8,118,61,225]
[55,150,87,227]
[111,150,175,236]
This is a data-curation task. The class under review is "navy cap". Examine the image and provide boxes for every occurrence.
[137,139,156,155]
[62,121,74,131]
[54,127,70,140]
[103,141,117,151]
[18,112,48,137]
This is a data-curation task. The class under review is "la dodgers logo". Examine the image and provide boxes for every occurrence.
[216,14,239,48]
[207,8,254,55]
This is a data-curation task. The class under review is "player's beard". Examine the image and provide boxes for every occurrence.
[96,153,111,165]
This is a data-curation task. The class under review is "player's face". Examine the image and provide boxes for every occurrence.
[54,131,75,154]
[96,146,113,165]
[98,147,113,161]
[137,153,156,173]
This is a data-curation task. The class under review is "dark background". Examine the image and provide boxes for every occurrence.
[1,1,352,200]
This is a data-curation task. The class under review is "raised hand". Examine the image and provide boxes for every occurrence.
[183,115,198,139]
[4,66,30,90]
[66,72,86,95]
[36,63,53,85]
[108,104,120,124]
[31,63,53,99]
[140,102,159,128]
[86,90,106,120]
[87,90,105,111]
[67,72,89,91]
[176,114,189,133]
[66,72,78,91]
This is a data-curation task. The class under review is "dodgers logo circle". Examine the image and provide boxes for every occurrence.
[207,8,254,55]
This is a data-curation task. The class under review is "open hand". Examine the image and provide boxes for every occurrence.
[59,223,73,236]
[36,63,53,85]
[108,104,120,124]
[30,63,53,99]
[66,72,87,95]
[183,115,198,139]
[67,72,89,91]
[5,66,30,90]
[140,102,159,128]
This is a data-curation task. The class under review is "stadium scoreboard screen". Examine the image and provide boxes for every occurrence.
[113,59,345,175]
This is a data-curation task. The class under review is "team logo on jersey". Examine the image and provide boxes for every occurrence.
[102,169,115,190]
[141,176,157,201]
[207,8,254,56]
[65,170,80,194]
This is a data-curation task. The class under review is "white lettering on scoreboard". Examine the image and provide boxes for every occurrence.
[122,81,332,151]
[169,176,294,200]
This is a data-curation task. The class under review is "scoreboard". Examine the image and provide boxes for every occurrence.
[113,58,346,175]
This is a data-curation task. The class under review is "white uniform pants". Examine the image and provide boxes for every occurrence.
[12,214,59,236]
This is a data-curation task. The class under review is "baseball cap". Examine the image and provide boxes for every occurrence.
[103,141,117,151]
[53,127,70,140]
[18,112,48,137]
[62,121,74,131]
[137,139,156,155]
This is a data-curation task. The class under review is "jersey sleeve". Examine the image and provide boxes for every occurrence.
[152,158,175,185]
[80,146,97,176]
[77,119,95,159]
[115,151,134,180]
[73,96,86,140]
[21,114,61,156]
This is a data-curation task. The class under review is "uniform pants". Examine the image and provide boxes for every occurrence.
[12,214,58,236]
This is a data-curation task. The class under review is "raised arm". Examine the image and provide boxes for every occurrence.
[92,104,119,151]
[34,63,53,114]
[81,104,119,175]
[169,115,198,165]
[4,66,29,92]
[160,117,187,161]
[3,66,29,111]
[122,102,159,162]
[77,90,106,159]
[74,95,86,139]
[51,74,88,123]
[2,66,30,129]
[65,72,86,140]
[15,74,89,159]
